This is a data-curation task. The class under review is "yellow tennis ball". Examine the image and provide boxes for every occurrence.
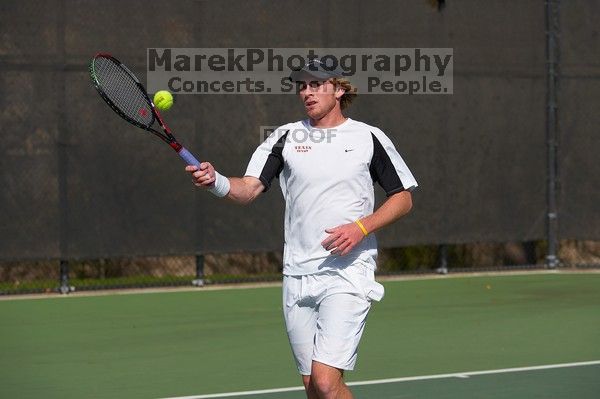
[153,90,173,111]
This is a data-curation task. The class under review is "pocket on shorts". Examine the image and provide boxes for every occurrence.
[283,275,301,308]
[350,261,385,302]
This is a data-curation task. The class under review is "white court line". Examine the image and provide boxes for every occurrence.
[158,360,600,399]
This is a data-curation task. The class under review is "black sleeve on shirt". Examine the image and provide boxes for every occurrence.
[259,130,288,192]
[369,132,405,196]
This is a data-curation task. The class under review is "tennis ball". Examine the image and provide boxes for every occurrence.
[153,90,173,111]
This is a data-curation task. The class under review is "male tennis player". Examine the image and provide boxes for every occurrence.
[187,60,417,399]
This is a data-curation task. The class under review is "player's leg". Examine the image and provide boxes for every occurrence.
[311,361,353,399]
[311,292,369,399]
[311,262,380,399]
[283,275,319,398]
[302,375,319,399]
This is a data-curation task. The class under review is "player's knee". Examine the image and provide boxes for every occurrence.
[311,371,339,397]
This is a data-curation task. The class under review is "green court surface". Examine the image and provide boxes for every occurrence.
[189,362,600,399]
[1,272,599,399]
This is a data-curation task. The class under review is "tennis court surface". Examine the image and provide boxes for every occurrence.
[1,272,599,398]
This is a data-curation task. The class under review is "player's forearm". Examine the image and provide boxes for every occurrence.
[225,176,263,205]
[360,191,413,234]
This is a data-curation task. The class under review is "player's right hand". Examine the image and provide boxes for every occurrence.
[186,162,216,187]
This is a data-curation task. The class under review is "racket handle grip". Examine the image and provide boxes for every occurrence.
[178,147,201,167]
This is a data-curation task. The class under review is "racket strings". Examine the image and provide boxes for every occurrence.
[93,57,154,127]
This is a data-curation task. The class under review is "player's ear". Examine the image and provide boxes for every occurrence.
[335,86,346,100]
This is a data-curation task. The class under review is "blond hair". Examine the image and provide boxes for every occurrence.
[331,78,357,110]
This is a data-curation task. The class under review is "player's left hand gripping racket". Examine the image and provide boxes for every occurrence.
[89,53,200,167]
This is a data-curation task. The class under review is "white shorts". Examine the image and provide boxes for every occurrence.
[282,261,385,375]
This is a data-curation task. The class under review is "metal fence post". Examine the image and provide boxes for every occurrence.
[545,0,560,268]
[57,0,73,291]
[436,244,449,274]
[59,260,71,294]
[192,254,205,286]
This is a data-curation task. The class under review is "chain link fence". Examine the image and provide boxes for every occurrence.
[1,1,598,295]
[2,241,598,295]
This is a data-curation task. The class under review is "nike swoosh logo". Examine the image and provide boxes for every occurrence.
[345,149,355,152]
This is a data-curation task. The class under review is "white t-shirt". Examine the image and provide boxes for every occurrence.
[245,118,418,275]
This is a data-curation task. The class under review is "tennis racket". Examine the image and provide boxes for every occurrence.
[89,53,200,167]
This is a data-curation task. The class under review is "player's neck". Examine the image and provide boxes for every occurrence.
[309,108,347,129]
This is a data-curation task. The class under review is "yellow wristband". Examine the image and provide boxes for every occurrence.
[355,219,369,236]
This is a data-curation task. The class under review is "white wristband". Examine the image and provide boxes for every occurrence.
[208,171,230,197]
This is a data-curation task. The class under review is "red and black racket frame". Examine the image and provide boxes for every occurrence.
[90,53,200,164]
